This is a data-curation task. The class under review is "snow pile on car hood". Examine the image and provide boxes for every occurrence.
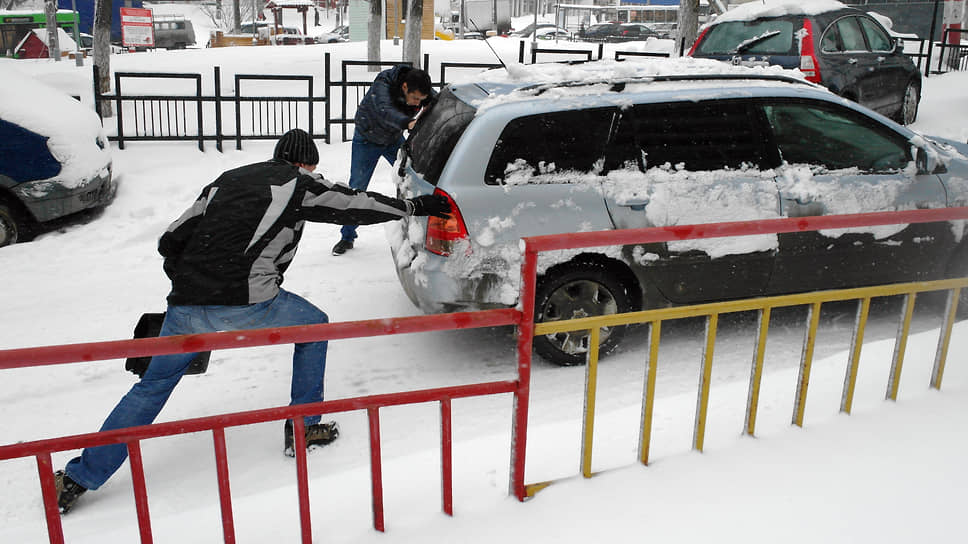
[0,65,110,188]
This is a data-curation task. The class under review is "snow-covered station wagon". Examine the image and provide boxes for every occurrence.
[390,58,968,365]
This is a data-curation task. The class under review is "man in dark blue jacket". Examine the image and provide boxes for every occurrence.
[54,129,450,514]
[333,65,436,255]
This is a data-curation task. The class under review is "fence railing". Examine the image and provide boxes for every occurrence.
[94,44,677,148]
[516,207,968,495]
[0,309,525,544]
[932,28,968,75]
[3,207,966,542]
[98,66,328,151]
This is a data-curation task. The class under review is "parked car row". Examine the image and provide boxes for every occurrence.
[510,21,669,43]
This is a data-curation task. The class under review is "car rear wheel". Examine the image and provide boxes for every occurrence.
[533,263,633,366]
[895,82,919,125]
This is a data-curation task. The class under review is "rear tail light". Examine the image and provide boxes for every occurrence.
[687,27,709,56]
[424,188,469,256]
[799,19,822,83]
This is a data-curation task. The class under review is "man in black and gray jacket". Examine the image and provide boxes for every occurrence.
[53,129,450,514]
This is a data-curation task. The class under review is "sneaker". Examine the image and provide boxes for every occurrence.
[54,470,87,514]
[332,239,354,255]
[284,419,340,457]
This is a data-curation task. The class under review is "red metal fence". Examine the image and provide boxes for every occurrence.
[2,207,967,543]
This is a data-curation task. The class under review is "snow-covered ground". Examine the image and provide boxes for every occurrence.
[1,13,968,543]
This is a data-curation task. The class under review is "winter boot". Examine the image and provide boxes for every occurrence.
[284,419,340,457]
[331,239,354,255]
[54,470,87,514]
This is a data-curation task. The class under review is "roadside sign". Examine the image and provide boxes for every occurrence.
[120,7,154,48]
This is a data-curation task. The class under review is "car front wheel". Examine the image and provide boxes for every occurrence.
[895,81,919,125]
[0,202,29,248]
[533,263,633,366]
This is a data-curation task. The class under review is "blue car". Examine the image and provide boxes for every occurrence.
[0,72,115,247]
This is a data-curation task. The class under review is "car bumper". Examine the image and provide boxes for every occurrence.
[14,165,116,223]
[394,252,515,313]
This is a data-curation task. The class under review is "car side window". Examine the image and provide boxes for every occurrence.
[835,17,868,52]
[761,101,910,172]
[857,16,892,52]
[624,100,770,171]
[820,21,843,53]
[485,107,617,185]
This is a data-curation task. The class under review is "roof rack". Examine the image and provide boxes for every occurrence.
[518,73,814,95]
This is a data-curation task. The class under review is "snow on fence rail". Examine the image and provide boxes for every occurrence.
[2,208,967,543]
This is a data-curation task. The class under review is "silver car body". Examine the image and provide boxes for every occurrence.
[390,60,968,318]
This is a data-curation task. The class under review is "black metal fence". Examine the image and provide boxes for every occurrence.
[95,33,964,151]
[931,28,968,75]
[95,65,327,151]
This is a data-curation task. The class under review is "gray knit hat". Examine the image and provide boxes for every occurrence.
[274,129,319,165]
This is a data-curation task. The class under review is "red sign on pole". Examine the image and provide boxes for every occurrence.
[120,7,154,48]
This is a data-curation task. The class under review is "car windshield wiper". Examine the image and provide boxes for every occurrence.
[732,30,782,54]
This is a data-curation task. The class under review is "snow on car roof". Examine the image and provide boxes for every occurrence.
[712,0,850,25]
[459,57,811,110]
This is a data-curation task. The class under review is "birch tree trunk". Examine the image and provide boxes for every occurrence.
[44,0,60,61]
[233,0,241,33]
[94,0,112,116]
[367,0,381,70]
[676,0,699,57]
[403,0,422,67]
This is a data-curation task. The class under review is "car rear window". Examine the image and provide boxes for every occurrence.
[408,87,476,185]
[695,19,796,55]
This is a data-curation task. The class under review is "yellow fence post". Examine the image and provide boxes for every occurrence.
[581,327,600,479]
[639,321,661,465]
[793,302,822,427]
[693,314,719,452]
[744,307,771,437]
[932,288,960,390]
[887,293,917,401]
[841,297,872,414]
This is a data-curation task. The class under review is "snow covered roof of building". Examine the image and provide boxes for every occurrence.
[22,27,78,53]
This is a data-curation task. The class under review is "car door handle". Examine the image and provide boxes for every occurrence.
[877,56,886,62]
[784,200,825,217]
[620,198,650,211]
[848,58,858,64]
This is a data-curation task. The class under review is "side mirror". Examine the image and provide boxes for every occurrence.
[916,146,948,175]
[893,37,904,53]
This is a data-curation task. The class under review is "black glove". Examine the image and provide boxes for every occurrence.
[409,194,452,218]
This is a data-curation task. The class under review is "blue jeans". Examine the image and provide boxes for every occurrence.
[65,289,329,490]
[340,133,404,241]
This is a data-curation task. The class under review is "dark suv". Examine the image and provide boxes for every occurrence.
[689,3,921,124]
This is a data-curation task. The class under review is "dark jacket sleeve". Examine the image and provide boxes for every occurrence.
[297,173,412,225]
[158,189,209,279]
[369,70,414,133]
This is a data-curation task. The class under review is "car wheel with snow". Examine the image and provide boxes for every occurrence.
[894,81,920,125]
[534,263,633,366]
[0,201,30,248]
